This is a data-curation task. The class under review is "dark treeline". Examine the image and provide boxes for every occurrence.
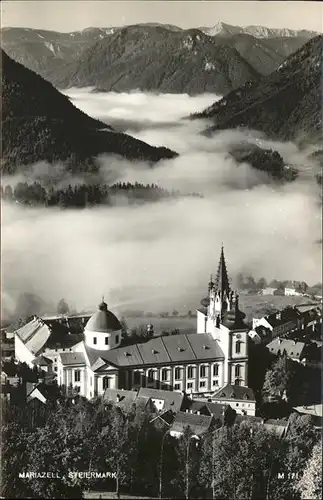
[1,390,320,499]
[1,181,203,208]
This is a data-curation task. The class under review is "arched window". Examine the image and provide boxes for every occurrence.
[134,371,141,384]
[235,365,241,377]
[175,367,181,380]
[161,369,168,381]
[187,366,194,379]
[235,341,241,354]
[147,369,154,381]
[213,364,219,377]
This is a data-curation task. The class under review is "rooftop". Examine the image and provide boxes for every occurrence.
[15,318,51,356]
[85,301,122,334]
[59,352,86,366]
[138,387,184,413]
[267,338,306,358]
[83,333,224,370]
[212,384,256,401]
[170,411,213,436]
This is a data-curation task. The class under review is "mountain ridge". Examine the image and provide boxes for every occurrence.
[192,35,322,144]
[1,24,315,95]
[1,49,177,173]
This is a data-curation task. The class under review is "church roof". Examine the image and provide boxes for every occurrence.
[213,245,231,299]
[83,333,224,370]
[85,301,122,333]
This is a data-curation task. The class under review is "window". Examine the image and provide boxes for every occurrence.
[175,367,181,380]
[54,366,57,372]
[54,358,57,362]
[75,386,81,393]
[200,365,206,378]
[187,382,193,390]
[235,365,241,377]
[213,364,219,377]
[212,380,219,386]
[93,337,97,345]
[161,369,168,381]
[187,366,194,379]
[115,335,119,344]
[236,341,241,354]
[200,381,206,388]
[174,383,181,390]
[235,378,241,386]
[74,370,81,382]
[103,377,110,390]
[105,337,109,345]
[90,377,92,386]
[148,369,154,381]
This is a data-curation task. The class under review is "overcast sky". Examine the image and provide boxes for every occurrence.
[1,1,322,33]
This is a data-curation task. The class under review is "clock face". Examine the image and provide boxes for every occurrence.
[236,334,241,340]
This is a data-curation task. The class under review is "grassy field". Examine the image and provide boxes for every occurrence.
[119,294,319,334]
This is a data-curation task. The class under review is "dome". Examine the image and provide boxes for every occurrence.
[85,301,122,333]
[222,308,246,329]
[201,297,210,307]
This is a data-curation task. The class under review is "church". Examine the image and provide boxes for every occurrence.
[15,247,250,400]
[56,246,249,398]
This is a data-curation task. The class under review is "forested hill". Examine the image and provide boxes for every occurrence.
[2,24,313,95]
[1,181,203,208]
[192,35,322,144]
[1,49,177,173]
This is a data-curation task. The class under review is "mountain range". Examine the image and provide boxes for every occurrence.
[192,35,322,145]
[1,49,177,173]
[1,23,315,95]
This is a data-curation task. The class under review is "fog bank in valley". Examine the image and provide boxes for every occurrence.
[2,89,321,319]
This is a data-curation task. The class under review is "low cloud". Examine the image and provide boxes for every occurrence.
[2,90,321,319]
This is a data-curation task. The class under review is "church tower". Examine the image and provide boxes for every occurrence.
[197,246,249,387]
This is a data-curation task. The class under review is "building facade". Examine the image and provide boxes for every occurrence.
[16,247,251,401]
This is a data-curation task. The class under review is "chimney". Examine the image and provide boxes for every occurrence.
[116,394,121,403]
[197,410,200,415]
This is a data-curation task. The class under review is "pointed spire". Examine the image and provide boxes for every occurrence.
[214,245,231,300]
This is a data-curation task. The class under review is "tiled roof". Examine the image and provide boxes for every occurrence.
[15,318,51,355]
[32,355,52,366]
[212,384,255,401]
[59,352,86,366]
[103,388,138,405]
[267,338,306,359]
[293,404,323,417]
[170,411,213,436]
[83,333,224,369]
[234,415,264,426]
[266,308,299,328]
[138,387,184,413]
[186,400,229,420]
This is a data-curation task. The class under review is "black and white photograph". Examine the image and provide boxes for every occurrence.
[1,0,322,498]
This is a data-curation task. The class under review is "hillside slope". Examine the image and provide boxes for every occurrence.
[1,50,177,173]
[192,35,322,144]
[1,25,311,95]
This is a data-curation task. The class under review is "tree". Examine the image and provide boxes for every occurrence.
[57,298,69,315]
[262,356,298,403]
[296,441,322,499]
[257,277,268,289]
[174,427,201,499]
[172,309,179,317]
